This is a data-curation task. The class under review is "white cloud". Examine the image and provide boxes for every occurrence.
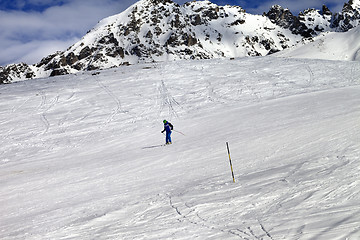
[0,38,79,65]
[0,0,137,66]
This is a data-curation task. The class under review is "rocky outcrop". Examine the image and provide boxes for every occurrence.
[332,0,360,31]
[0,63,35,84]
[266,0,360,36]
[266,5,314,37]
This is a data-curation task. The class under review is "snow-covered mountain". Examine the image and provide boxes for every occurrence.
[39,0,299,72]
[1,0,360,84]
[276,25,360,61]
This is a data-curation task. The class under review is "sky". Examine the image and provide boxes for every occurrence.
[0,0,346,66]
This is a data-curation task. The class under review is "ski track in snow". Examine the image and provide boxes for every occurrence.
[95,75,124,123]
[158,80,181,118]
[1,57,360,239]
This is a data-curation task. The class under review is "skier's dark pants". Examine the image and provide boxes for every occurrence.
[166,132,172,144]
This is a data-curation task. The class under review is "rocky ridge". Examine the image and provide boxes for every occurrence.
[1,0,360,84]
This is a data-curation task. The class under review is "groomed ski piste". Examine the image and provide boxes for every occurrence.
[1,56,360,239]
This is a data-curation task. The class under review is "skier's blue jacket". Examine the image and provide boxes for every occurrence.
[162,121,173,133]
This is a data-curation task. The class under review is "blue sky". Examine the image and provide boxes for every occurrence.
[0,0,346,66]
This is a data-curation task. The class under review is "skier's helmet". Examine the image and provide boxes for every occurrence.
[163,120,167,123]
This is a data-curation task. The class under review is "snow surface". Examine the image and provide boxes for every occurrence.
[1,56,360,239]
[276,26,360,61]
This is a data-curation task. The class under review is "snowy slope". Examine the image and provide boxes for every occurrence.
[276,26,360,61]
[1,57,360,239]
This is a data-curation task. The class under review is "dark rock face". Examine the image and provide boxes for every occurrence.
[78,46,92,60]
[36,52,60,68]
[321,5,332,15]
[148,0,173,5]
[66,52,79,65]
[331,0,360,31]
[0,63,35,84]
[50,68,69,77]
[0,67,7,84]
[266,5,314,37]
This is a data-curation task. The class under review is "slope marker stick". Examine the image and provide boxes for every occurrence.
[226,142,235,183]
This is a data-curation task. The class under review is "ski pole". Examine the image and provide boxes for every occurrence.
[226,142,235,183]
[173,129,185,136]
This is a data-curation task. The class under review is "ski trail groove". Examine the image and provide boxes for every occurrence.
[305,65,314,86]
[38,91,49,134]
[158,80,180,118]
[37,93,59,135]
[38,91,46,109]
[167,194,226,237]
[11,96,32,113]
[167,194,271,239]
[40,113,50,134]
[66,91,76,101]
[95,76,124,123]
[259,222,274,240]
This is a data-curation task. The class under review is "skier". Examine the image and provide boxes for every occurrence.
[161,120,173,144]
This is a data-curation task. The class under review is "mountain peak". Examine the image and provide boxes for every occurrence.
[321,5,332,15]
